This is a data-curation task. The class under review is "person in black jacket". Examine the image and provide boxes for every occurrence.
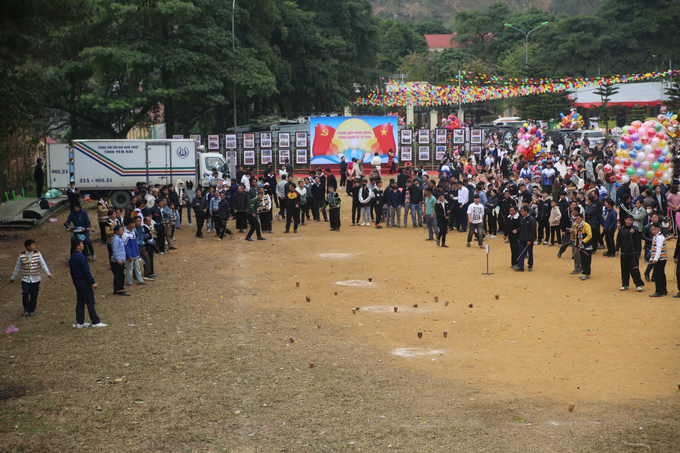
[350,179,361,226]
[514,206,536,272]
[339,156,347,189]
[311,176,328,222]
[34,158,44,198]
[615,215,644,291]
[192,188,208,238]
[325,168,337,191]
[217,192,234,240]
[498,190,516,235]
[505,206,521,267]
[232,185,250,233]
[435,194,450,247]
[373,180,385,229]
[537,190,551,244]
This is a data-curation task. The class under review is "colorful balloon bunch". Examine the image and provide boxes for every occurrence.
[387,112,406,126]
[612,119,674,187]
[441,114,461,131]
[658,112,678,139]
[560,110,583,130]
[516,123,546,161]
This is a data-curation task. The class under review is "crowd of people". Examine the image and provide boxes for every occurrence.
[10,125,680,327]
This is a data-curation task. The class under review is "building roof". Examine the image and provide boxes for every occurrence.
[570,82,669,108]
[424,34,459,49]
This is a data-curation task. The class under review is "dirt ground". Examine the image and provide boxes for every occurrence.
[1,199,680,452]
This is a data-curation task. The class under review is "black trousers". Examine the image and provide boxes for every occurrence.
[487,215,497,235]
[580,249,592,276]
[654,260,667,294]
[99,222,108,243]
[538,219,550,242]
[218,217,233,239]
[260,211,272,231]
[21,281,40,313]
[437,220,448,245]
[352,202,361,224]
[310,198,320,220]
[111,261,125,292]
[329,207,341,229]
[278,197,286,217]
[605,229,616,255]
[317,201,328,221]
[145,245,155,275]
[509,236,519,266]
[214,216,223,236]
[73,278,100,325]
[374,203,383,225]
[286,207,300,232]
[246,215,261,239]
[550,226,561,245]
[235,212,248,231]
[156,228,166,252]
[36,178,43,198]
[620,254,644,288]
[340,174,347,187]
[195,215,205,237]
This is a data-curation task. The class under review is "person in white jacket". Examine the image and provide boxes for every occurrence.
[358,181,375,226]
[370,152,382,176]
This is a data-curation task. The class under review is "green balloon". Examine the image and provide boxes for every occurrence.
[626,167,635,175]
[651,161,660,170]
[646,170,655,179]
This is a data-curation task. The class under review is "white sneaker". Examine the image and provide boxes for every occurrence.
[637,286,643,292]
[92,322,108,328]
[74,323,90,328]
[543,241,548,245]
[189,223,192,227]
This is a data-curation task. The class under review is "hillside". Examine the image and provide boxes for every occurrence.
[370,0,602,27]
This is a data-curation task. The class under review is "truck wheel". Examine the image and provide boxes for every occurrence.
[111,191,131,209]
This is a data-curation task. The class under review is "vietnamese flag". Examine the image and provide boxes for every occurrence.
[313,124,337,156]
[372,123,396,155]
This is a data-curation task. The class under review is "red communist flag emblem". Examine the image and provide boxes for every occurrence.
[372,123,396,155]
[313,124,337,156]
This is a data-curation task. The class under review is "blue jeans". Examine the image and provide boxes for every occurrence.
[517,241,534,270]
[411,203,423,226]
[605,182,616,201]
[459,203,469,230]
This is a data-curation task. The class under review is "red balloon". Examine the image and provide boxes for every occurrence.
[639,177,648,186]
[615,173,623,182]
[622,158,632,167]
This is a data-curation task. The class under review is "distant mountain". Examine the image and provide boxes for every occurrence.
[370,0,601,26]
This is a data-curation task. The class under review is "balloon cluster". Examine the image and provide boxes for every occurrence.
[658,112,678,139]
[560,110,583,130]
[516,123,546,161]
[611,119,674,187]
[441,114,461,131]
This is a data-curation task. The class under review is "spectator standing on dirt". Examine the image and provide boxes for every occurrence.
[110,224,129,296]
[69,238,106,328]
[10,239,52,317]
[34,158,44,198]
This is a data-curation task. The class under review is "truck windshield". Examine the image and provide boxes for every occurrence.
[205,156,227,174]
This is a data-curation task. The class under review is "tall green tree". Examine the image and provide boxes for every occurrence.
[454,2,511,60]
[593,82,619,132]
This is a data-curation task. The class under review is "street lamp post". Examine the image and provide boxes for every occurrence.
[504,21,549,67]
[232,0,237,134]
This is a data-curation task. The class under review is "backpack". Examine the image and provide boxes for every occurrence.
[38,198,49,210]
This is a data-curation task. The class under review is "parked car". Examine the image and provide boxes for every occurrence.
[564,130,605,150]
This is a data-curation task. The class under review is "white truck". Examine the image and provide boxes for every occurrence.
[47,139,228,208]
